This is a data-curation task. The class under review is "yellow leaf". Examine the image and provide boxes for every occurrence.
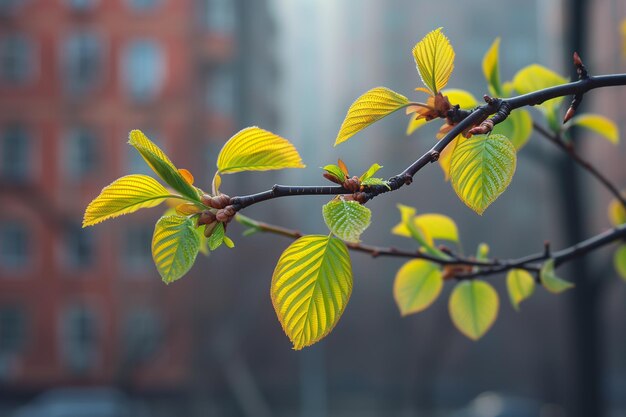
[512,64,568,114]
[217,127,305,174]
[506,269,535,311]
[412,27,455,94]
[335,87,410,146]
[178,168,194,185]
[449,134,517,215]
[83,174,170,227]
[271,235,352,350]
[392,213,459,244]
[175,202,202,216]
[128,130,199,200]
[449,280,499,340]
[608,198,626,226]
[443,89,479,109]
[212,172,222,195]
[406,117,428,135]
[438,135,466,181]
[394,260,443,316]
[482,38,501,95]
[569,114,619,144]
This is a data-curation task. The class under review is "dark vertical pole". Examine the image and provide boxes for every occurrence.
[561,1,604,416]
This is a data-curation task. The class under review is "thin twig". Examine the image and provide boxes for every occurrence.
[237,215,626,280]
[533,122,626,208]
[230,74,626,211]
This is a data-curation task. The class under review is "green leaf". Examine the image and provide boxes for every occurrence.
[322,199,371,243]
[394,260,443,316]
[506,269,536,311]
[449,280,499,340]
[512,64,568,119]
[271,235,352,350]
[476,243,489,260]
[361,177,390,189]
[449,134,516,215]
[482,38,502,96]
[83,175,171,227]
[322,164,347,183]
[614,245,626,281]
[540,259,574,294]
[217,127,305,174]
[412,27,455,94]
[152,215,200,284]
[208,222,226,250]
[335,87,410,146]
[568,114,619,144]
[492,109,533,150]
[128,130,199,201]
[359,163,383,182]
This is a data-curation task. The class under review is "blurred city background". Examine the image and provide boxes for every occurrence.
[0,0,625,416]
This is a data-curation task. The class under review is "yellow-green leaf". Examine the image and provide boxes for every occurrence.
[449,280,499,341]
[394,260,443,316]
[608,198,626,226]
[540,259,574,294]
[152,215,200,284]
[492,109,533,149]
[615,245,626,281]
[361,177,389,189]
[512,64,568,115]
[271,235,352,350]
[323,164,347,183]
[482,38,501,96]
[335,87,410,146]
[569,114,619,144]
[128,130,199,200]
[449,134,517,215]
[406,117,428,135]
[506,269,535,311]
[217,127,305,174]
[392,212,459,244]
[322,199,371,243]
[439,135,466,180]
[412,27,455,94]
[83,175,171,227]
[359,163,383,182]
[443,89,479,110]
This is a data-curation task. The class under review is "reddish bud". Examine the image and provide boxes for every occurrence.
[563,107,576,124]
[197,210,216,226]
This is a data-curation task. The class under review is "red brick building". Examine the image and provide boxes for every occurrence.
[0,0,275,392]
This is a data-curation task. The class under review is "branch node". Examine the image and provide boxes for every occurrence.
[573,52,589,80]
[430,150,440,162]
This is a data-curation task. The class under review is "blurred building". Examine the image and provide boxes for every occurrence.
[0,0,276,394]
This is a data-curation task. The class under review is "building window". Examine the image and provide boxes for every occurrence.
[121,39,165,102]
[62,32,102,95]
[206,67,235,116]
[60,305,98,373]
[126,0,160,11]
[63,223,94,269]
[0,223,29,270]
[0,307,25,355]
[0,0,25,17]
[65,0,98,11]
[122,224,153,272]
[199,0,235,34]
[0,124,30,182]
[0,34,35,85]
[64,127,98,178]
[123,309,161,362]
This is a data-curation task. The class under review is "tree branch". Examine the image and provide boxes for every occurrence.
[532,121,626,208]
[236,214,626,280]
[230,74,626,211]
